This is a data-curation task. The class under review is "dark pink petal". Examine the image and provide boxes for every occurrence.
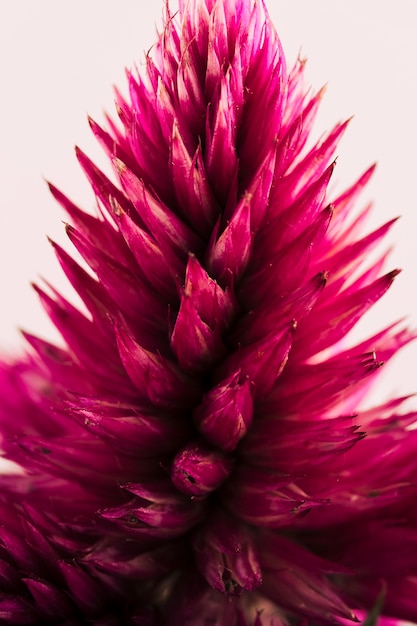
[0,560,22,592]
[222,466,327,528]
[257,163,335,258]
[243,146,276,232]
[330,164,376,236]
[9,435,135,489]
[240,205,333,306]
[205,74,238,204]
[50,240,117,339]
[83,539,184,580]
[233,272,327,346]
[66,224,168,338]
[171,441,233,496]
[171,124,219,235]
[193,512,262,595]
[217,322,295,398]
[111,207,182,300]
[114,159,202,259]
[293,270,400,358]
[22,332,108,398]
[272,120,350,211]
[88,115,139,177]
[70,400,191,457]
[170,293,227,373]
[48,181,133,262]
[0,596,36,624]
[311,218,398,289]
[23,578,75,620]
[0,528,41,573]
[58,561,109,617]
[176,45,206,136]
[115,322,201,409]
[20,518,60,577]
[194,371,254,452]
[260,534,356,623]
[205,196,252,287]
[75,148,137,227]
[182,254,237,333]
[102,494,204,538]
[267,350,383,415]
[239,33,285,178]
[242,415,364,472]
[274,86,325,178]
[33,283,122,382]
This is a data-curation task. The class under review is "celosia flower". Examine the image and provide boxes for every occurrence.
[1,0,417,624]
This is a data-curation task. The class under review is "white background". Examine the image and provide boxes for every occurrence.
[0,1,416,400]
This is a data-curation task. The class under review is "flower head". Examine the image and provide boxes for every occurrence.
[1,0,417,624]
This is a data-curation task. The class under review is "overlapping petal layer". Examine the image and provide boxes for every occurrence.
[1,1,417,624]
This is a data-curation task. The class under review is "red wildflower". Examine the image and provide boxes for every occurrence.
[1,1,417,624]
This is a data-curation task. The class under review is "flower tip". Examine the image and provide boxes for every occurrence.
[327,203,335,220]
[74,146,88,172]
[389,268,402,282]
[74,146,91,169]
[64,222,75,238]
[87,115,98,132]
[42,176,53,189]
[114,99,125,121]
[112,157,128,177]
[18,327,31,343]
[296,52,308,68]
[45,180,59,197]
[366,162,378,178]
[317,84,327,99]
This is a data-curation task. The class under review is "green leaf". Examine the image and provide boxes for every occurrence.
[362,585,386,626]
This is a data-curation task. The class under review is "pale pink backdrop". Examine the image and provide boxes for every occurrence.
[0,1,416,402]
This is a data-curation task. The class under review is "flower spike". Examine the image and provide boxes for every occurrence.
[0,0,417,624]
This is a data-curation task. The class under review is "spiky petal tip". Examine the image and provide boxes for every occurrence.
[1,1,417,625]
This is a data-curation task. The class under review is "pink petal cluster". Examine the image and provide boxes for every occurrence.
[1,1,417,624]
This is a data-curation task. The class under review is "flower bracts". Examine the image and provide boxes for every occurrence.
[0,1,417,624]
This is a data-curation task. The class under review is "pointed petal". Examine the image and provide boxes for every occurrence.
[115,321,201,410]
[193,511,262,595]
[194,371,254,452]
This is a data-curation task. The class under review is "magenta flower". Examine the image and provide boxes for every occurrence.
[1,0,417,624]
